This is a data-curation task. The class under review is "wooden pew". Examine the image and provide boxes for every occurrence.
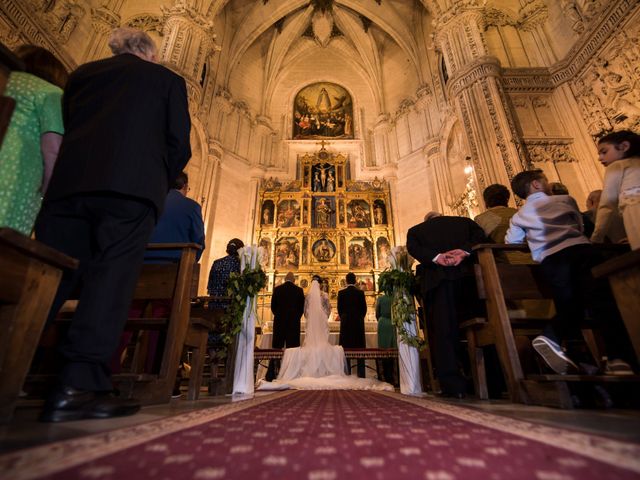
[30,243,210,405]
[466,243,640,408]
[0,228,78,422]
[592,248,640,365]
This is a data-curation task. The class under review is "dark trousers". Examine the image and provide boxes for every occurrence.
[540,244,634,363]
[35,194,156,392]
[266,321,300,381]
[424,277,478,395]
[345,359,365,378]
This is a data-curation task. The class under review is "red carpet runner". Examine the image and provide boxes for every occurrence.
[2,391,639,479]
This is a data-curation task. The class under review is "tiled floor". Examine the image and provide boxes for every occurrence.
[2,391,639,455]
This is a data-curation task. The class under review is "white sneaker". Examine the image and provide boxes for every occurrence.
[532,336,578,375]
[603,358,634,376]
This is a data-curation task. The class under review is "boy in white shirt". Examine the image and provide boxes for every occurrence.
[505,170,634,376]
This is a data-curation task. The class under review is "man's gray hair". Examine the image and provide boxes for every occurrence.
[108,28,156,58]
[424,211,441,221]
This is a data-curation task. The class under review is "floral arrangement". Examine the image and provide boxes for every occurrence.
[377,246,426,350]
[221,247,267,346]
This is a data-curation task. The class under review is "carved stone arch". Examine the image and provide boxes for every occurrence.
[123,13,163,34]
[184,116,209,204]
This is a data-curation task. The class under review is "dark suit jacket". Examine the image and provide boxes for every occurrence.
[338,285,367,348]
[45,53,191,214]
[145,189,205,262]
[271,281,305,348]
[407,216,486,293]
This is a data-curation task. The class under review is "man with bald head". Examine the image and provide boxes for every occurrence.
[267,271,305,380]
[407,211,486,397]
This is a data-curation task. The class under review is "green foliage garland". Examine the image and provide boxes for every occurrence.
[378,269,426,350]
[221,267,267,345]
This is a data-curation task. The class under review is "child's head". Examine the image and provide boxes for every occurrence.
[597,130,640,166]
[510,169,549,200]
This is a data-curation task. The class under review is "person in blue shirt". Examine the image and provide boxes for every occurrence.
[146,171,205,262]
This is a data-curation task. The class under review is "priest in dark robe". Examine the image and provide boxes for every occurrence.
[338,272,367,377]
[407,212,486,397]
[266,271,305,381]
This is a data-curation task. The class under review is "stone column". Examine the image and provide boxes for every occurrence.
[159,0,220,107]
[84,0,123,61]
[434,6,528,191]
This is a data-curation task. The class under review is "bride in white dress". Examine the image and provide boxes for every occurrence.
[257,278,392,390]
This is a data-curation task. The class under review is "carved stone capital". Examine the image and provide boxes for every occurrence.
[447,56,502,98]
[501,67,554,93]
[125,14,163,34]
[161,0,216,38]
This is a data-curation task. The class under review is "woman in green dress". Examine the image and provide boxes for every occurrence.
[376,292,396,384]
[0,45,67,235]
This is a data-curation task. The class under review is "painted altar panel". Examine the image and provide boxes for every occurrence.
[255,147,394,309]
[293,82,354,140]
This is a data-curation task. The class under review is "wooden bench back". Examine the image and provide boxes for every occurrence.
[133,263,200,300]
[474,263,553,301]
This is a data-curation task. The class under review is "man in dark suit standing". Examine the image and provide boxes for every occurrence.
[338,272,367,378]
[35,28,191,422]
[407,212,486,398]
[266,272,305,381]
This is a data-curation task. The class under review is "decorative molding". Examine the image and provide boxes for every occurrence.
[447,56,501,98]
[523,138,577,164]
[125,14,163,34]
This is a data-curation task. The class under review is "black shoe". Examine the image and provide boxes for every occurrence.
[39,386,141,423]
[437,391,466,399]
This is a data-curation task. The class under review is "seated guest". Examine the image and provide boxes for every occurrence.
[145,171,205,262]
[407,211,486,397]
[505,170,634,375]
[207,238,244,311]
[591,130,640,250]
[474,184,517,243]
[0,45,67,235]
[581,190,601,238]
[549,182,569,195]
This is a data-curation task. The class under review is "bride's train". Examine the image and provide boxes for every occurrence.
[256,279,393,391]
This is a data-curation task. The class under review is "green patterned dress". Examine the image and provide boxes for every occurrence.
[0,71,63,235]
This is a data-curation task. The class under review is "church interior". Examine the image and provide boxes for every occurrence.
[1,0,640,478]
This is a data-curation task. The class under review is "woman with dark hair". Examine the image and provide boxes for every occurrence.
[592,130,640,249]
[207,238,245,310]
[0,45,68,234]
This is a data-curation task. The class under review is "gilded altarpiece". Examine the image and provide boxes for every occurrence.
[255,147,395,310]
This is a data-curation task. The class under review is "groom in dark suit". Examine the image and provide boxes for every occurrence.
[338,272,367,377]
[35,27,191,422]
[266,272,305,381]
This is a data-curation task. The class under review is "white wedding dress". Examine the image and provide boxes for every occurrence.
[256,280,393,391]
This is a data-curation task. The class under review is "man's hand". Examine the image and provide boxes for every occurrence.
[441,249,470,267]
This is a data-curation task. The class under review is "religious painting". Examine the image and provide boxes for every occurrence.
[303,199,310,224]
[373,199,387,225]
[259,238,271,269]
[261,200,274,225]
[293,82,354,140]
[376,237,391,270]
[302,236,309,265]
[300,278,309,289]
[356,275,375,292]
[338,198,345,224]
[339,236,346,264]
[312,238,336,262]
[275,237,300,270]
[347,200,371,228]
[348,237,373,270]
[276,200,301,228]
[312,196,336,229]
[312,163,336,192]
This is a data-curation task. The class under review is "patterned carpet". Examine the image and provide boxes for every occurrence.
[1,391,639,480]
